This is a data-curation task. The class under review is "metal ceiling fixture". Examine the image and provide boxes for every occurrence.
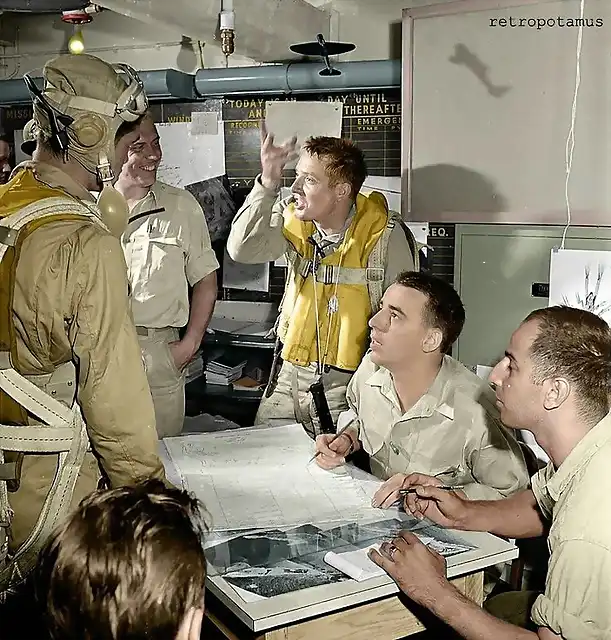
[290,33,355,77]
[61,7,91,23]
[0,0,88,11]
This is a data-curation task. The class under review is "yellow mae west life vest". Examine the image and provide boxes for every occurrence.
[278,190,417,371]
[0,169,97,590]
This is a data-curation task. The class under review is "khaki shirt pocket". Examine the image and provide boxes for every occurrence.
[126,227,183,285]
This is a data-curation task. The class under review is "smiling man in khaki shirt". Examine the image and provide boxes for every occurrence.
[316,271,529,501]
[370,305,611,640]
[117,115,219,438]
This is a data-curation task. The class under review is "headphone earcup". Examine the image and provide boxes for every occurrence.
[70,113,108,150]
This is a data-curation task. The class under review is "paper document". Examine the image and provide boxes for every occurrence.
[204,513,477,599]
[222,251,270,292]
[163,424,389,531]
[475,365,493,380]
[416,534,474,556]
[549,248,611,324]
[156,120,225,188]
[324,544,385,582]
[324,532,475,582]
[265,101,343,168]
[190,111,218,136]
[207,317,274,337]
[362,176,401,212]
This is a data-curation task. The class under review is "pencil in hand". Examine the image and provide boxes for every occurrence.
[398,485,464,495]
[308,424,354,464]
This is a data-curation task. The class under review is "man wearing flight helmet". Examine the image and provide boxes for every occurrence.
[0,54,166,591]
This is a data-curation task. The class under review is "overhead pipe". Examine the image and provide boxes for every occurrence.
[138,69,196,100]
[0,59,400,106]
[194,60,400,96]
[0,69,195,106]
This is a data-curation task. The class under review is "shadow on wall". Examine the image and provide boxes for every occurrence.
[449,44,512,99]
[406,163,507,217]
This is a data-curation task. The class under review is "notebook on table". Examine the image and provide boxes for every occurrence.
[323,544,386,582]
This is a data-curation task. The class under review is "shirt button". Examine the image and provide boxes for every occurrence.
[390,442,400,455]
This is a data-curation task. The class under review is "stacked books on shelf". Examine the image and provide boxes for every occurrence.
[185,350,204,384]
[205,349,247,386]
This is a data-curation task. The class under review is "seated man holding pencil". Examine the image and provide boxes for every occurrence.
[370,306,611,638]
[315,271,531,504]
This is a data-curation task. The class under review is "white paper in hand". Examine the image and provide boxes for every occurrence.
[265,101,343,169]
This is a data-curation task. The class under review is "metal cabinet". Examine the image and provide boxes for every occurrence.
[453,224,611,368]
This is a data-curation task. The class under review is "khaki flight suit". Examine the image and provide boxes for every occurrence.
[2,161,166,550]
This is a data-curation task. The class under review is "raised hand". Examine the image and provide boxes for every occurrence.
[259,120,297,191]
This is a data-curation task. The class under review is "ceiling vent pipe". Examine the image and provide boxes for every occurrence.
[194,60,400,97]
[0,60,399,105]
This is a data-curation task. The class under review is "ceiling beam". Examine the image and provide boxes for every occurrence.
[95,0,330,62]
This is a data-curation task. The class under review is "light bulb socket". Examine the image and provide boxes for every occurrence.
[220,29,235,57]
[61,9,92,24]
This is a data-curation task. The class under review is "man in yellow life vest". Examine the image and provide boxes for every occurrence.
[0,54,166,591]
[227,124,417,438]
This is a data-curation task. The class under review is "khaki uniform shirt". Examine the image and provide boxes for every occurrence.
[342,353,530,499]
[6,161,165,548]
[530,413,611,639]
[226,176,413,291]
[122,181,219,329]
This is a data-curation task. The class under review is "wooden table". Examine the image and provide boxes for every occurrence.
[158,431,515,639]
[206,571,484,639]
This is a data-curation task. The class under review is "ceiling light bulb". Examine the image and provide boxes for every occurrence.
[68,30,85,55]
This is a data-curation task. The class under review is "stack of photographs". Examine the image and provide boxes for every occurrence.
[204,514,475,599]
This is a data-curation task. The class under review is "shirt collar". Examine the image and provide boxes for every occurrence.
[129,182,157,213]
[546,412,611,501]
[312,204,356,254]
[12,160,96,203]
[365,355,456,420]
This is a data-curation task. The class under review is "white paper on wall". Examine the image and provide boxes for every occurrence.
[362,176,401,212]
[156,120,225,188]
[549,248,611,324]
[190,111,219,136]
[222,250,270,292]
[475,365,493,380]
